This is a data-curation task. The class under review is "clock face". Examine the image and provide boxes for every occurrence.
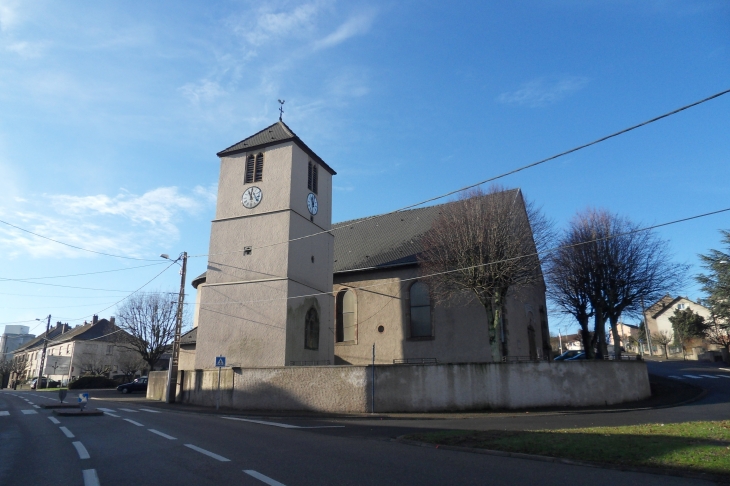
[307,193,318,215]
[242,186,262,209]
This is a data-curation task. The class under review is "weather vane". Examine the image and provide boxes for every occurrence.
[278,99,285,121]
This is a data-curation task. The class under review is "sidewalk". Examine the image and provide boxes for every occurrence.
[75,374,705,421]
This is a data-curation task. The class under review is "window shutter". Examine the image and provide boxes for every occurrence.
[308,162,313,190]
[254,153,264,182]
[312,164,318,194]
[245,155,255,184]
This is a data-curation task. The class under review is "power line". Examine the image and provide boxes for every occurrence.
[191,87,730,259]
[0,319,37,326]
[0,262,167,281]
[193,205,730,307]
[0,218,160,261]
[0,279,141,292]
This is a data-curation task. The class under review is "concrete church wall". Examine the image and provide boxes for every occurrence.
[148,361,650,412]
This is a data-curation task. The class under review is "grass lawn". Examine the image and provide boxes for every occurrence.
[405,421,730,478]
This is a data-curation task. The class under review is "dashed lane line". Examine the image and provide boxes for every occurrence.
[719,375,730,379]
[700,375,720,379]
[33,405,40,409]
[149,429,176,440]
[124,419,144,427]
[21,410,37,415]
[105,412,120,418]
[668,375,684,379]
[244,470,287,486]
[82,469,100,486]
[97,408,116,413]
[139,408,161,413]
[184,444,231,462]
[683,375,702,379]
[59,426,75,438]
[0,411,9,416]
[72,441,90,460]
[48,417,61,424]
[118,408,138,413]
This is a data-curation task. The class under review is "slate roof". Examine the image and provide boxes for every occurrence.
[332,189,521,273]
[14,323,71,353]
[216,120,336,175]
[180,327,197,346]
[14,319,128,353]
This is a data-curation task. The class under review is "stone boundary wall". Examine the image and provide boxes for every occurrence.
[147,361,650,412]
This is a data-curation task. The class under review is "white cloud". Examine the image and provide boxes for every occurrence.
[0,186,214,260]
[0,0,23,32]
[234,3,321,47]
[4,40,44,57]
[179,80,227,104]
[497,75,589,108]
[312,10,376,51]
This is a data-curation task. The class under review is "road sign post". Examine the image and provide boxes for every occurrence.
[215,356,225,411]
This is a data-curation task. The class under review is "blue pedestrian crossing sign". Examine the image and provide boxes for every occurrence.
[215,356,226,367]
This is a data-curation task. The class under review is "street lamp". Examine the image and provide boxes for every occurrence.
[161,252,187,404]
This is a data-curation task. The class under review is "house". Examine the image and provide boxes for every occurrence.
[644,295,714,358]
[186,120,550,369]
[11,315,143,386]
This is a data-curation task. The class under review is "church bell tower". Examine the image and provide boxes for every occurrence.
[194,121,336,368]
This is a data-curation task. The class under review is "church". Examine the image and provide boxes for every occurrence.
[182,120,550,371]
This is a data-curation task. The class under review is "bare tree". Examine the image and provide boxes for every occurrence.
[117,351,145,382]
[115,292,179,373]
[547,209,685,359]
[10,354,28,383]
[704,315,730,355]
[653,330,673,359]
[419,186,552,361]
[80,356,112,376]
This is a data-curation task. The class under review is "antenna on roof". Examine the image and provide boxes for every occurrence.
[278,99,285,121]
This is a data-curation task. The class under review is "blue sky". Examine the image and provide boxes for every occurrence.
[1,0,728,337]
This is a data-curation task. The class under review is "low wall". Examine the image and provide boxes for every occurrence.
[147,361,650,412]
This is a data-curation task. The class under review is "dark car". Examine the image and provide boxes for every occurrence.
[30,378,60,389]
[553,350,583,361]
[117,376,148,394]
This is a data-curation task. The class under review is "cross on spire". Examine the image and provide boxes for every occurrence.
[278,99,285,121]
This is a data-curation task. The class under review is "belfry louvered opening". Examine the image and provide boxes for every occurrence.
[254,153,264,182]
[245,155,255,184]
[308,161,319,194]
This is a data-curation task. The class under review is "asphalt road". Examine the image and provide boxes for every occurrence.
[1,360,728,486]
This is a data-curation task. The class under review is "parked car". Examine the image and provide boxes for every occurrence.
[553,350,583,361]
[565,352,587,361]
[30,377,60,389]
[117,376,148,394]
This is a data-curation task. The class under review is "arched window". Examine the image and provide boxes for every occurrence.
[245,155,255,184]
[304,307,319,350]
[409,282,432,338]
[254,153,264,182]
[336,289,357,342]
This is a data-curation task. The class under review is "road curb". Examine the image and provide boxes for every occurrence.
[52,409,104,417]
[394,437,729,484]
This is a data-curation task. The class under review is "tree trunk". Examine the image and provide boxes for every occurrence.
[608,315,622,360]
[578,314,593,358]
[494,290,506,361]
[594,312,608,359]
[484,303,501,363]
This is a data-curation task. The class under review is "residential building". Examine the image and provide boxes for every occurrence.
[644,295,715,358]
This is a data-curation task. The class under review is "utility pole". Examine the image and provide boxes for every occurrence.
[36,315,51,389]
[165,252,187,404]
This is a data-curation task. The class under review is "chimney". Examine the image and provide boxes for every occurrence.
[92,315,98,325]
[110,316,115,326]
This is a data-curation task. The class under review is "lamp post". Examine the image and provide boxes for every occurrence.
[35,315,51,389]
[161,252,187,404]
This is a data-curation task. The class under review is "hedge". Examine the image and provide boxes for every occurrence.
[68,376,117,389]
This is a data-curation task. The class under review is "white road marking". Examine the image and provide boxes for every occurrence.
[700,375,720,379]
[124,419,144,427]
[82,469,100,486]
[184,444,230,462]
[33,405,40,409]
[21,410,37,414]
[59,426,75,438]
[149,429,176,440]
[244,470,287,486]
[683,375,702,379]
[221,416,344,429]
[118,408,138,413]
[0,411,9,416]
[139,408,161,413]
[668,375,684,379]
[104,412,120,418]
[72,441,90,460]
[718,375,730,379]
[97,408,116,412]
[48,417,61,424]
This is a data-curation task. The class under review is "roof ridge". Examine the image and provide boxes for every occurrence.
[216,120,295,156]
